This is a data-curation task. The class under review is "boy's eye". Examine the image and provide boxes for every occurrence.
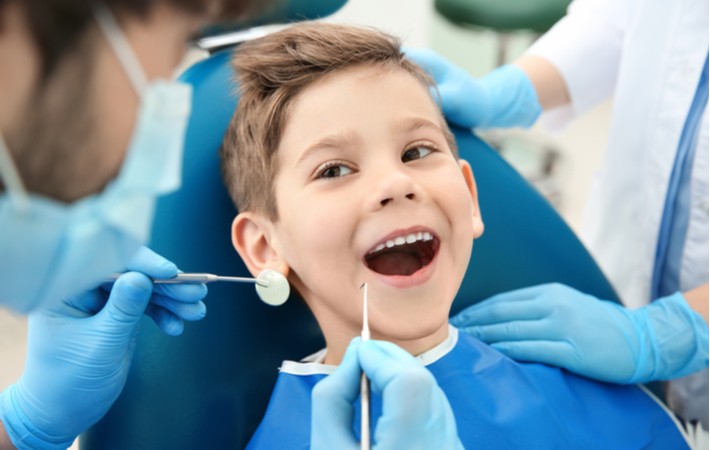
[402,147,432,162]
[319,164,353,179]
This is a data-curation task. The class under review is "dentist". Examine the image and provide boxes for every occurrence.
[0,1,462,449]
[409,0,709,428]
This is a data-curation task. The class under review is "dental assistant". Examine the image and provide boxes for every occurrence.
[0,2,463,449]
[408,0,709,428]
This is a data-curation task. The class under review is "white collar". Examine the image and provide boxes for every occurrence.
[279,325,459,376]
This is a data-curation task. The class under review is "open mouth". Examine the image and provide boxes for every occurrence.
[364,230,439,277]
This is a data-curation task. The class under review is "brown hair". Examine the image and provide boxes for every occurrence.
[0,0,254,81]
[221,22,457,220]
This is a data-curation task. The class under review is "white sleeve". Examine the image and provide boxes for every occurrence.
[525,0,637,131]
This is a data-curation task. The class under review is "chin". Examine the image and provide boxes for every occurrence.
[369,307,451,344]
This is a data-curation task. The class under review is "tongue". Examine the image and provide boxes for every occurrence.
[367,251,422,276]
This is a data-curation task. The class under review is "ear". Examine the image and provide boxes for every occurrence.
[458,159,484,239]
[231,212,290,279]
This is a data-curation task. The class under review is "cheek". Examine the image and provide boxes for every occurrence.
[279,188,359,283]
[436,167,475,235]
[1,30,40,135]
[430,166,475,269]
[92,44,137,175]
[279,189,363,325]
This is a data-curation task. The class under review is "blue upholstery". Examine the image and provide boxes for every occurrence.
[199,0,348,38]
[80,48,619,450]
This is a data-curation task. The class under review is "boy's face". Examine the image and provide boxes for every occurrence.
[236,66,483,348]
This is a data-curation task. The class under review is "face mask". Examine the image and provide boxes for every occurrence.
[0,3,192,313]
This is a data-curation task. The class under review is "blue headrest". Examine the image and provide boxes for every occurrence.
[199,0,349,37]
[82,48,619,450]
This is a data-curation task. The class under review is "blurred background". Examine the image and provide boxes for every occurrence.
[0,1,612,448]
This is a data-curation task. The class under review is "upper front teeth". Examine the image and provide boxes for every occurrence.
[371,231,433,254]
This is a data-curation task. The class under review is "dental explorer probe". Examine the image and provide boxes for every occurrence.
[360,283,371,450]
[106,272,269,286]
[105,269,291,306]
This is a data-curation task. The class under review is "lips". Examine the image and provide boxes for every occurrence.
[364,228,439,277]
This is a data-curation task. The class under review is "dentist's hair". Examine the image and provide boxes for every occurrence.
[1,0,253,81]
[221,23,457,220]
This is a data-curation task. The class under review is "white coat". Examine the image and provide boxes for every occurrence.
[526,0,709,428]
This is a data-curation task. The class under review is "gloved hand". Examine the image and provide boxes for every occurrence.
[405,47,541,130]
[451,283,709,384]
[0,247,207,450]
[311,338,464,450]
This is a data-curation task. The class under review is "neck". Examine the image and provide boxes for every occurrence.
[320,316,450,366]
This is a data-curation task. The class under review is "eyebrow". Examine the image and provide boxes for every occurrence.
[295,130,360,168]
[394,117,446,136]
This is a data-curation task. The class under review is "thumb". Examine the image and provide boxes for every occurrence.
[311,338,361,450]
[358,341,453,449]
[358,340,436,428]
[127,320,143,362]
[98,272,153,326]
[358,340,425,397]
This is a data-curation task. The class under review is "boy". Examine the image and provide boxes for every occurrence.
[220,23,697,449]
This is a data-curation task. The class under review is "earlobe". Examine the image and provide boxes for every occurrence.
[458,159,485,239]
[231,213,290,279]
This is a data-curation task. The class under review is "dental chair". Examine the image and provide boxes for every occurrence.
[435,0,572,66]
[80,20,620,450]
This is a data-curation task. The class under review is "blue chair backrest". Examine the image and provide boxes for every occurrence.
[200,0,349,37]
[81,48,619,450]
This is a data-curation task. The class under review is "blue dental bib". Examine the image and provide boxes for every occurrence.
[247,327,689,450]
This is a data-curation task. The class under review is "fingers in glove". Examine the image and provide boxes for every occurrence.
[437,80,487,122]
[100,248,190,296]
[311,338,361,450]
[452,299,551,328]
[450,284,555,326]
[149,293,206,321]
[462,319,556,343]
[152,282,208,303]
[491,340,574,367]
[125,247,208,301]
[359,340,441,441]
[359,339,421,369]
[428,85,443,109]
[403,47,452,81]
[358,340,463,450]
[145,303,184,336]
[126,247,178,279]
[358,340,431,397]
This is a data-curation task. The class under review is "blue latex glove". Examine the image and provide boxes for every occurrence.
[311,338,464,450]
[405,47,541,130]
[451,283,709,384]
[0,247,207,450]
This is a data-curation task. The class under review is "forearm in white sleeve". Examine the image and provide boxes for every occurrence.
[525,0,637,131]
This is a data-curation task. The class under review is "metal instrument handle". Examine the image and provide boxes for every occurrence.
[105,273,218,284]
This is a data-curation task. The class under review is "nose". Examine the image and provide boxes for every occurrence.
[368,167,421,210]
